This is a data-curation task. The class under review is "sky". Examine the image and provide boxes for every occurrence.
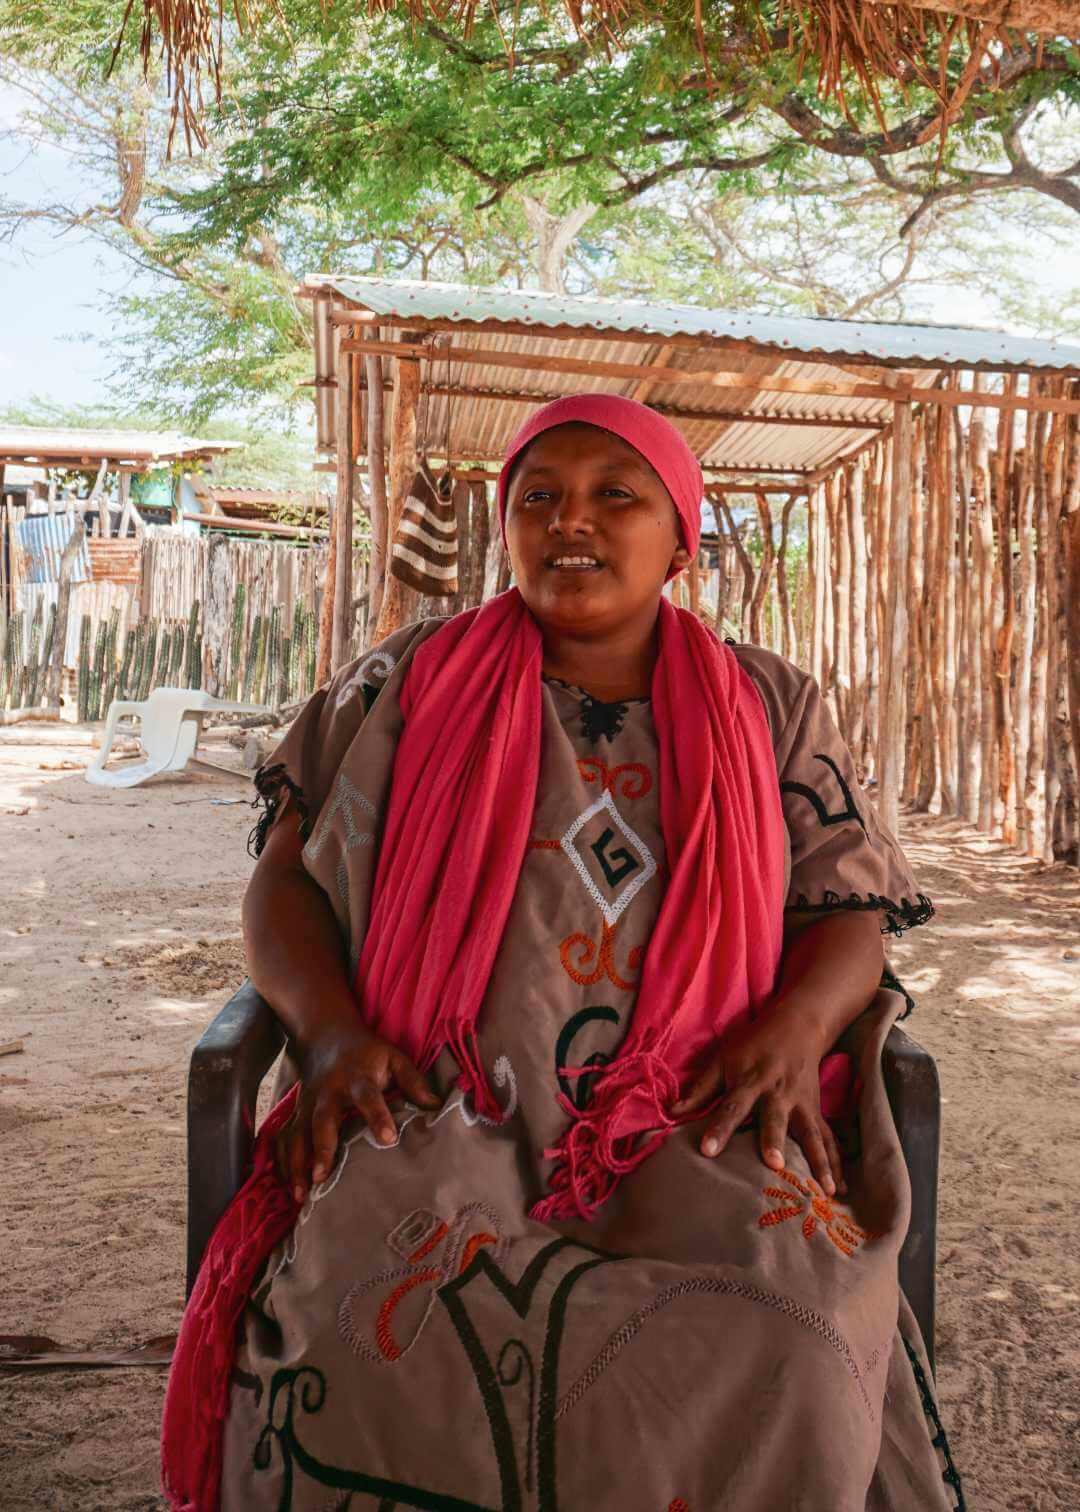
[1,79,1078,419]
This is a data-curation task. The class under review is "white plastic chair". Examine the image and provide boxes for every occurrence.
[85,688,269,788]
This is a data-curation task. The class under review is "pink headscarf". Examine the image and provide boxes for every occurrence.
[496,393,704,565]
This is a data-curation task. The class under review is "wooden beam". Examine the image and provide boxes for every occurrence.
[359,378,887,432]
[341,338,1080,416]
[706,482,811,495]
[632,344,676,402]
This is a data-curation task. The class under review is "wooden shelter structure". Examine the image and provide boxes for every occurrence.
[304,275,1080,865]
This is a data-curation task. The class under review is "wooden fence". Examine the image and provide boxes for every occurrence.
[1,519,368,717]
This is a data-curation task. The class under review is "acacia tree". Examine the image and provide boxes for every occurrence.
[1,1,1077,419]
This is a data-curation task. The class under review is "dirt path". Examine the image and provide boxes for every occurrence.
[0,729,1077,1509]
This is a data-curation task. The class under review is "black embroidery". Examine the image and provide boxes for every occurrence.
[880,965,916,1021]
[437,1237,622,1511]
[247,763,311,859]
[361,682,382,715]
[780,753,868,835]
[231,1364,263,1406]
[786,890,935,938]
[555,1005,621,1111]
[544,677,647,746]
[254,1365,495,1510]
[590,827,639,888]
[579,693,629,745]
[902,1336,966,1510]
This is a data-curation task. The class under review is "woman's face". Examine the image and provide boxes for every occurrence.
[504,422,691,637]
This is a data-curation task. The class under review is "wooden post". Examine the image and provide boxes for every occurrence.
[776,492,798,663]
[970,381,997,831]
[315,523,336,689]
[364,337,389,644]
[877,402,912,837]
[372,348,422,643]
[1062,404,1080,849]
[203,531,231,698]
[994,378,1019,842]
[1015,406,1037,852]
[44,516,85,712]
[331,335,355,670]
[749,491,774,645]
[847,463,869,774]
[1027,402,1050,858]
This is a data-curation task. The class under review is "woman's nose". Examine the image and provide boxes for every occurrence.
[548,489,595,536]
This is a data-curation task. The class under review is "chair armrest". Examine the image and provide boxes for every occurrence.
[881,1023,940,1374]
[186,981,286,1297]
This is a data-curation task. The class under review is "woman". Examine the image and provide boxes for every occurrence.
[164,395,959,1511]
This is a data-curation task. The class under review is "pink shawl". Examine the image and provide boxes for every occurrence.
[162,397,792,1509]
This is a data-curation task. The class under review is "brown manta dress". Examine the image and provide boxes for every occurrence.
[222,618,960,1512]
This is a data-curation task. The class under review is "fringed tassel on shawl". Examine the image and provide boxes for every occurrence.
[530,1052,681,1222]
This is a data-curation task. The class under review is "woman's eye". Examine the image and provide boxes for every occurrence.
[522,490,553,504]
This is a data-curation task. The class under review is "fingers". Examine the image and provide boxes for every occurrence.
[819,1119,847,1196]
[309,1095,344,1188]
[699,1086,757,1158]
[790,1108,837,1197]
[672,1057,725,1117]
[350,1076,397,1149]
[391,1052,441,1109]
[286,1113,312,1204]
[758,1094,790,1174]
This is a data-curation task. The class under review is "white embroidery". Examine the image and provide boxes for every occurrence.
[335,648,397,710]
[267,1055,518,1281]
[560,788,657,925]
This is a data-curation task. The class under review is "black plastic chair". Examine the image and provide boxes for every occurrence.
[187,982,940,1369]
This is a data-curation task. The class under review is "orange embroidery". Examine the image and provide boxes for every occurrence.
[560,920,643,990]
[668,1501,691,1512]
[458,1231,498,1274]
[528,838,562,851]
[577,756,653,800]
[407,1221,449,1265]
[759,1169,873,1258]
[375,1268,442,1361]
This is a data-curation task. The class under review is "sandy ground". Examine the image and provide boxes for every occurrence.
[0,725,1078,1510]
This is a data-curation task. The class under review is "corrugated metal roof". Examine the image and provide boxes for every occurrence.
[309,274,1080,373]
[304,275,1080,480]
[0,427,243,467]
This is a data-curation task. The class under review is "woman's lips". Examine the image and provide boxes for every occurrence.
[545,556,604,573]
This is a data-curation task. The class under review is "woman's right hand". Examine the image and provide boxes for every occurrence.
[276,1024,441,1203]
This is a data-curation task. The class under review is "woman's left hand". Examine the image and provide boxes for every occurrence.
[671,1006,845,1197]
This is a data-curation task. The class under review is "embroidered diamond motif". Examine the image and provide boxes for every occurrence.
[560,789,656,925]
